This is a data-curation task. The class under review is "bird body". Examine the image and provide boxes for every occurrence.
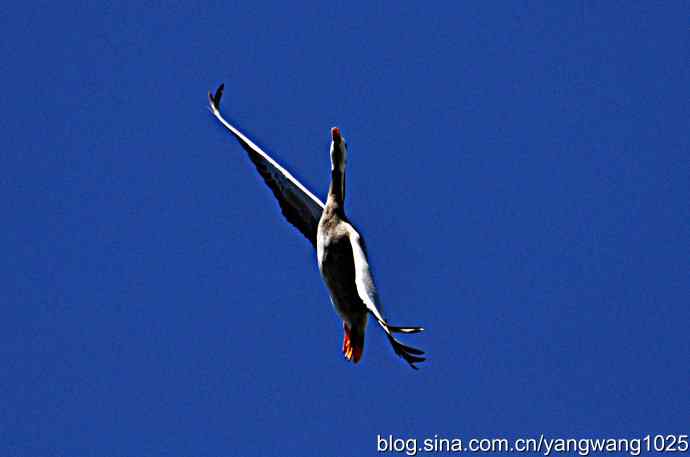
[209,84,425,368]
[317,214,368,362]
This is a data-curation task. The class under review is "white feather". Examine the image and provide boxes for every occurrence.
[348,227,389,331]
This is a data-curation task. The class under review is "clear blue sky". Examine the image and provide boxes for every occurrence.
[2,2,688,456]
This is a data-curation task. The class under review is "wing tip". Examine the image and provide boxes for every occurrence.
[386,333,427,370]
[389,325,424,334]
[209,83,225,112]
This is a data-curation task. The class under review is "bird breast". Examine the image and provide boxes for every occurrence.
[317,222,367,323]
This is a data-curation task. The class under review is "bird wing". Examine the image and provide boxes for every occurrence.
[348,227,426,369]
[208,84,325,248]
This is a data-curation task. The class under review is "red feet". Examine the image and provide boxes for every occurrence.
[342,324,363,363]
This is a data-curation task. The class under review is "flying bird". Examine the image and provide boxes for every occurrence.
[208,84,425,369]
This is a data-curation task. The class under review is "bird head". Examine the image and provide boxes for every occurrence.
[330,127,347,172]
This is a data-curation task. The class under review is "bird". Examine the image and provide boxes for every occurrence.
[208,84,425,369]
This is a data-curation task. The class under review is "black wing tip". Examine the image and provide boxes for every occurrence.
[406,354,427,370]
[403,345,425,356]
[388,325,425,334]
[386,333,426,370]
[209,83,225,110]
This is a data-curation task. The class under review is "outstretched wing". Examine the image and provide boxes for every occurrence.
[208,84,325,248]
[348,227,426,369]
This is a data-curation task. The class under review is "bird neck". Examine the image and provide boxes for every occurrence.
[327,165,346,211]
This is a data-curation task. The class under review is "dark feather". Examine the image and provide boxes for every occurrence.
[245,149,321,247]
[212,83,224,109]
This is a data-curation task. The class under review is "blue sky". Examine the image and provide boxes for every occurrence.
[2,2,688,456]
